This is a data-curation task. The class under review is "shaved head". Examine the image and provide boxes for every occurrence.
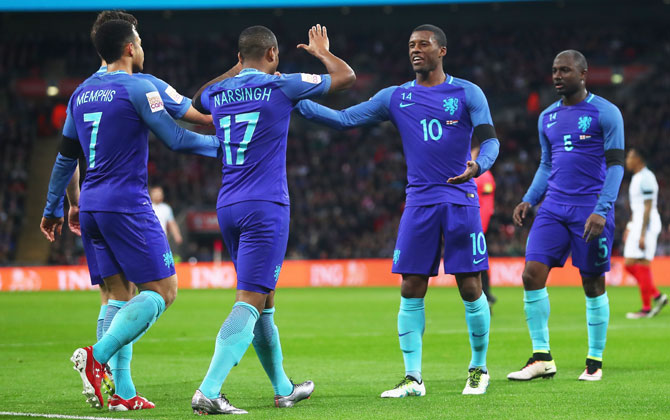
[556,49,588,72]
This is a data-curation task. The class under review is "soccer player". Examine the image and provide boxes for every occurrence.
[507,50,624,382]
[623,147,667,318]
[39,19,221,410]
[296,24,500,395]
[473,144,496,306]
[190,25,355,414]
[150,186,183,245]
[62,10,212,410]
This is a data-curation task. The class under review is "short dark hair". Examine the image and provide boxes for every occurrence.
[93,19,136,64]
[238,26,278,61]
[628,146,647,162]
[556,49,588,72]
[412,24,447,47]
[90,10,138,43]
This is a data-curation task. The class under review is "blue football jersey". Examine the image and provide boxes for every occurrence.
[64,70,218,213]
[537,93,624,207]
[200,68,331,207]
[297,75,495,207]
[63,66,192,135]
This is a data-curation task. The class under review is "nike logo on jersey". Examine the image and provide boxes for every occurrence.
[398,331,414,337]
[595,260,608,266]
[473,257,486,264]
[399,103,415,108]
[547,121,557,128]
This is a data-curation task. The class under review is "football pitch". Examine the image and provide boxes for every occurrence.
[1,287,668,420]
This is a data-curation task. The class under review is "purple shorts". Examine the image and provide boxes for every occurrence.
[217,201,289,293]
[526,201,614,274]
[80,211,175,285]
[392,203,488,276]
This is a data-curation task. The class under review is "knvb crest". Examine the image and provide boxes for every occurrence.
[393,249,401,265]
[578,115,592,133]
[443,97,459,116]
[163,251,174,268]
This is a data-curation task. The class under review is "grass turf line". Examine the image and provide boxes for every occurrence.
[1,287,668,419]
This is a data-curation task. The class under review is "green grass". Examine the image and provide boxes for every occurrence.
[1,287,668,419]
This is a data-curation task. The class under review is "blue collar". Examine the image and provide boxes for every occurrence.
[236,68,266,77]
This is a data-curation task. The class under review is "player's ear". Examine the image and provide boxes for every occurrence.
[439,46,447,58]
[237,52,243,64]
[266,46,277,63]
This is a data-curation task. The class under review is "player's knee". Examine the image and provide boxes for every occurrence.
[521,265,547,290]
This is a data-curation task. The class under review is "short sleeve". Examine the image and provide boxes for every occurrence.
[640,172,655,195]
[138,73,192,119]
[464,83,493,127]
[276,73,332,102]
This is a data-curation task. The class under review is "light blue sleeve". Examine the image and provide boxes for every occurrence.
[277,73,332,101]
[126,78,220,158]
[599,102,625,151]
[522,116,552,206]
[593,101,625,217]
[475,138,500,176]
[464,82,494,127]
[43,153,78,218]
[296,86,394,130]
[137,73,192,120]
[62,95,77,139]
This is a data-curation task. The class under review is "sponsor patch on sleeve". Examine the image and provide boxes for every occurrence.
[300,73,322,84]
[165,85,184,104]
[146,91,165,113]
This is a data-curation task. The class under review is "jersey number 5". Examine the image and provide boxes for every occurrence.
[83,112,102,168]
[219,112,260,165]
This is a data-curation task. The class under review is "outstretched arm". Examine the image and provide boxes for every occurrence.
[297,24,355,92]
[130,80,220,158]
[296,86,393,130]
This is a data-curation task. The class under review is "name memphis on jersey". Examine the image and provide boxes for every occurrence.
[76,89,115,105]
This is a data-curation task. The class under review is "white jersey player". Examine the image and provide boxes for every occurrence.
[623,148,667,318]
[150,186,183,245]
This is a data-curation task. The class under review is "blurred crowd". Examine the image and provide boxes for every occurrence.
[1,12,669,264]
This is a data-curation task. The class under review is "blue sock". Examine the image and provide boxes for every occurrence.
[252,308,294,396]
[524,288,550,352]
[93,291,165,364]
[586,292,609,360]
[103,300,136,399]
[199,302,259,399]
[96,305,107,341]
[398,297,424,382]
[464,293,490,371]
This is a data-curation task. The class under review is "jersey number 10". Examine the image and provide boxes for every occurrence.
[219,112,260,165]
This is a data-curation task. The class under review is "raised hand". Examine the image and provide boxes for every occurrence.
[297,24,330,57]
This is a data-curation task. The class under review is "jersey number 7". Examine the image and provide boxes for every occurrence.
[83,112,102,168]
[219,112,260,165]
